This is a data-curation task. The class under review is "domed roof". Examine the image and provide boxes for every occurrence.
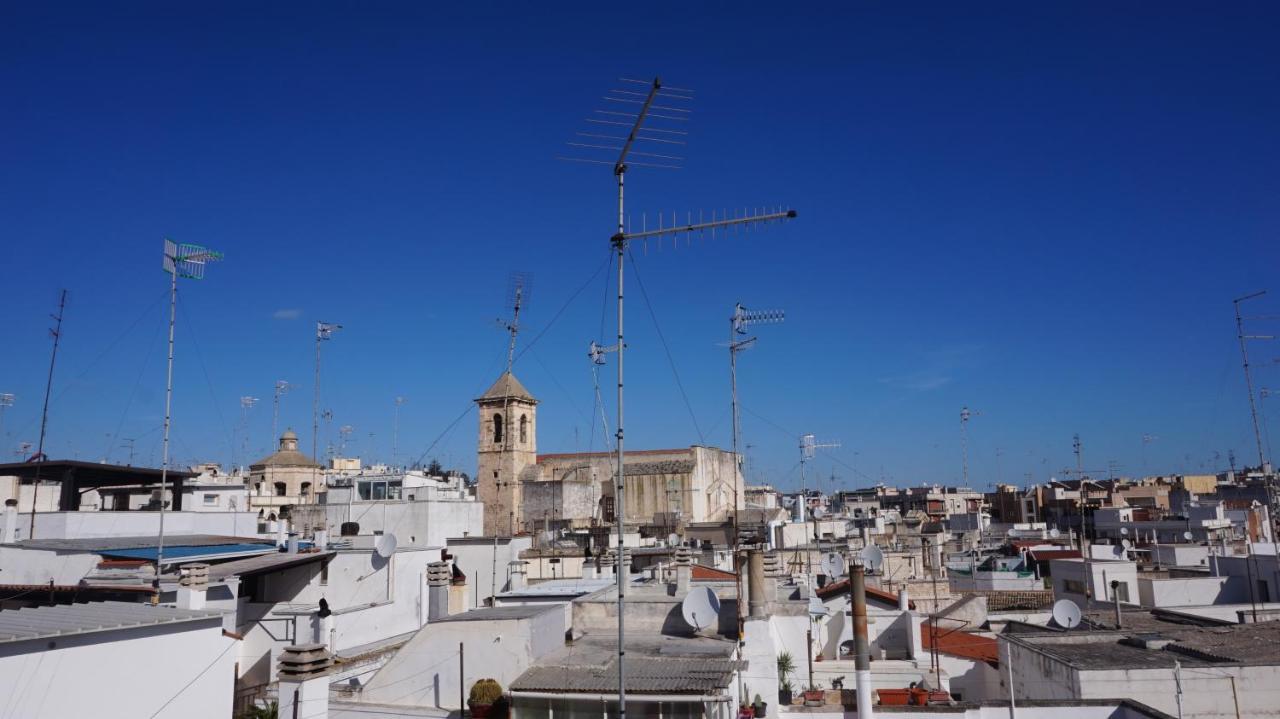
[281,429,298,440]
[251,429,320,469]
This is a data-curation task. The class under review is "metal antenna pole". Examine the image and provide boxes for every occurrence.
[0,394,13,448]
[1073,433,1082,474]
[29,290,67,539]
[272,380,290,446]
[614,157,629,719]
[154,240,221,594]
[314,322,342,485]
[393,396,405,468]
[1235,291,1271,471]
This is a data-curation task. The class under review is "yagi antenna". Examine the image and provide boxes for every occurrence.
[496,272,533,374]
[565,75,799,719]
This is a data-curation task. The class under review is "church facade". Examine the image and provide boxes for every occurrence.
[474,371,743,536]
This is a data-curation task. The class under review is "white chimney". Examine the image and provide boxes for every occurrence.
[2,499,18,544]
[508,560,527,591]
[276,518,288,547]
[898,587,910,611]
[287,533,299,555]
[674,546,693,595]
[277,644,333,719]
[314,528,329,549]
[177,563,209,610]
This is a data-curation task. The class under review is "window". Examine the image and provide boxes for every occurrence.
[274,482,287,497]
[492,413,504,443]
[300,481,312,497]
[202,494,218,506]
[519,414,528,443]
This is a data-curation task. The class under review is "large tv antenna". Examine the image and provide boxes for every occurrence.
[314,321,343,482]
[567,76,798,719]
[155,240,222,589]
[1234,290,1274,474]
[493,272,532,464]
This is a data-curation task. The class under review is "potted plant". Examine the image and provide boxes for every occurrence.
[468,678,504,719]
[738,703,754,719]
[752,693,768,717]
[776,652,795,705]
[803,685,824,707]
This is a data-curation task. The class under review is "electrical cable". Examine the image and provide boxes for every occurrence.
[625,247,704,444]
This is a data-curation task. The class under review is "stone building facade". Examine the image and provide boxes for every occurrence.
[248,429,324,513]
[475,372,538,536]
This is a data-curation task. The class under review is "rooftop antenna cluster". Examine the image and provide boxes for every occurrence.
[314,321,343,481]
[1234,291,1275,474]
[960,406,980,486]
[565,75,798,719]
[154,240,222,592]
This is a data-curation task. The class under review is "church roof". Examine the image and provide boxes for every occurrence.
[251,448,320,469]
[477,371,537,403]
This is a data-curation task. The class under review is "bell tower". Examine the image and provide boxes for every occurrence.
[475,371,538,536]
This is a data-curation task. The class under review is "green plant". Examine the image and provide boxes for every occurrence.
[236,702,278,719]
[753,694,763,705]
[775,651,795,684]
[469,678,504,706]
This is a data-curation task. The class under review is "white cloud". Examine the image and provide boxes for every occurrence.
[273,308,302,320]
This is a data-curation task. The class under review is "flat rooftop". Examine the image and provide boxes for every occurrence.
[511,633,737,696]
[0,601,223,646]
[433,605,560,623]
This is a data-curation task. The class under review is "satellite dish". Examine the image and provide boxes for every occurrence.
[860,545,885,574]
[681,587,721,632]
[807,596,828,618]
[1121,539,1132,550]
[1006,528,1017,537]
[1048,528,1061,539]
[1111,545,1126,559]
[1183,531,1193,541]
[1051,599,1082,629]
[375,533,398,558]
[813,507,827,519]
[820,552,845,579]
[667,533,681,547]
[1120,527,1129,536]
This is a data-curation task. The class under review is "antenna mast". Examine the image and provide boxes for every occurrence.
[272,380,291,447]
[1073,433,1083,474]
[0,394,13,449]
[798,433,839,575]
[315,322,342,483]
[1235,291,1273,473]
[155,240,222,595]
[29,289,67,539]
[393,396,406,468]
[960,406,980,486]
[567,76,798,719]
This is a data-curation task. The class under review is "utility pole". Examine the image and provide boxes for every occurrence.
[155,241,222,591]
[29,290,67,539]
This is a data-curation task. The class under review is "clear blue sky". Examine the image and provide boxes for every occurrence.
[3,2,1279,490]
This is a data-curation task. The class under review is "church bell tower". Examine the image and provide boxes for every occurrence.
[475,371,538,536]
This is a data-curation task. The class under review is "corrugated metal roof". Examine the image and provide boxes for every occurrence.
[511,657,737,695]
[205,550,335,581]
[0,601,223,645]
[19,535,273,552]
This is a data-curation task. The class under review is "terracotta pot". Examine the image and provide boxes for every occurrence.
[469,703,493,719]
[803,690,824,707]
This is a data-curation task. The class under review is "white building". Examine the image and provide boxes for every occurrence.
[0,602,234,719]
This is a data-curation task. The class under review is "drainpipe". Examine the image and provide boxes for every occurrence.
[849,558,873,719]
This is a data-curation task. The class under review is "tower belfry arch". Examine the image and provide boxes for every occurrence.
[475,372,538,536]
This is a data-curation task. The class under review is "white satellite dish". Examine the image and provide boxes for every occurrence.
[1006,528,1017,537]
[375,532,398,558]
[1048,528,1061,539]
[1121,539,1132,550]
[820,552,845,579]
[1051,599,1082,629]
[807,595,828,618]
[681,586,721,632]
[1183,531,1193,542]
[667,533,681,547]
[860,545,885,574]
[1120,527,1129,536]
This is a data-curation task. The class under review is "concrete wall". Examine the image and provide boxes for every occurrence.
[23,510,263,541]
[360,607,564,709]
[1137,575,1249,607]
[448,536,534,608]
[292,498,483,549]
[0,546,103,584]
[0,616,233,719]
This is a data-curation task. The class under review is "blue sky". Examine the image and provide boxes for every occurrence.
[2,2,1278,489]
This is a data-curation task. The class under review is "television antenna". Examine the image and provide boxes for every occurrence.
[154,240,222,590]
[237,396,258,469]
[1073,433,1083,474]
[1141,434,1159,472]
[1234,290,1273,473]
[960,406,980,486]
[314,322,343,484]
[493,272,532,469]
[339,425,354,455]
[0,393,12,444]
[1051,599,1082,629]
[567,76,798,719]
[272,380,292,446]
[392,396,406,468]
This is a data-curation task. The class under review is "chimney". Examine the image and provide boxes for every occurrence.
[508,560,527,591]
[277,644,334,719]
[763,551,784,601]
[849,561,873,719]
[2,499,17,544]
[427,562,451,621]
[314,527,329,549]
[897,587,910,611]
[747,548,766,618]
[277,518,288,548]
[286,532,299,555]
[674,546,693,595]
[177,563,209,610]
[598,550,615,578]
